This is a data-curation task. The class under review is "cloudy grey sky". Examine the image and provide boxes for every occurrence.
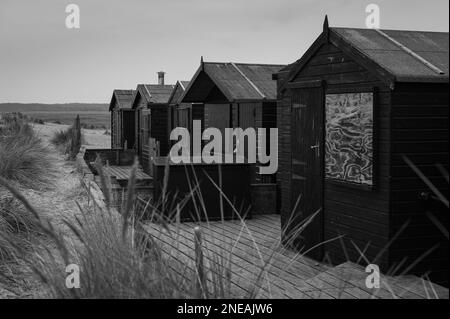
[0,0,448,103]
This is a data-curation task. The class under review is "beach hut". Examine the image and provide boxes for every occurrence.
[167,80,191,139]
[130,73,175,172]
[181,59,285,185]
[274,17,449,284]
[109,89,135,149]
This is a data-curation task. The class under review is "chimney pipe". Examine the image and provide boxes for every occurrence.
[157,71,165,85]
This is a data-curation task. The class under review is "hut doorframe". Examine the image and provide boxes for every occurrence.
[289,82,325,260]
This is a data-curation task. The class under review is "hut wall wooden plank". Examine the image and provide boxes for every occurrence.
[150,105,170,156]
[122,110,136,149]
[389,83,449,285]
[110,98,122,149]
[134,94,148,157]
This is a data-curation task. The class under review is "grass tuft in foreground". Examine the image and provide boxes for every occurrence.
[0,159,288,298]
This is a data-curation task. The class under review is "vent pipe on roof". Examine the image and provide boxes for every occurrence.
[158,71,165,85]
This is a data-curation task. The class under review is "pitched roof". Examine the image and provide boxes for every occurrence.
[280,22,449,89]
[183,62,286,102]
[109,90,135,111]
[167,80,190,105]
[131,84,175,108]
[332,28,448,83]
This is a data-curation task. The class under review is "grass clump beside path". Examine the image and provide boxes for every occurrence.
[0,114,53,280]
[0,115,56,190]
[50,115,84,160]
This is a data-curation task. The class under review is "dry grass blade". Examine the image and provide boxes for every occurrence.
[426,211,449,239]
[122,157,138,238]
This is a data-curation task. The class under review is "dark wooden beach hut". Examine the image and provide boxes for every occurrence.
[109,89,135,149]
[274,17,449,284]
[130,76,175,172]
[181,60,285,184]
[167,80,191,137]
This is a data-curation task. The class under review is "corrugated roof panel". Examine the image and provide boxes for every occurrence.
[236,64,284,100]
[115,90,134,108]
[383,30,449,53]
[135,84,175,104]
[146,85,175,104]
[109,89,134,111]
[205,63,258,100]
[332,28,449,82]
[418,52,449,74]
[366,50,438,80]
[203,62,285,101]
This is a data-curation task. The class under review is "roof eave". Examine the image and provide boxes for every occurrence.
[395,76,449,84]
[233,98,278,103]
[109,92,117,112]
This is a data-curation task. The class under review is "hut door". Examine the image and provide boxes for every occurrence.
[290,87,324,260]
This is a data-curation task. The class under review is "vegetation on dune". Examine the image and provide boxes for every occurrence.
[0,160,279,298]
[0,189,42,264]
[50,115,84,160]
[0,115,56,190]
[0,114,51,275]
[51,128,74,147]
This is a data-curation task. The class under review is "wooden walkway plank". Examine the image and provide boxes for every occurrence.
[145,223,293,298]
[149,220,350,298]
[105,165,152,182]
[183,220,327,281]
[195,220,333,281]
[145,224,253,297]
[394,276,449,299]
[181,226,329,298]
[169,220,379,298]
[143,215,448,299]
[147,223,320,299]
[331,263,427,299]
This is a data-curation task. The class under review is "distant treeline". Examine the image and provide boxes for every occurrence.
[0,103,109,112]
[0,103,110,129]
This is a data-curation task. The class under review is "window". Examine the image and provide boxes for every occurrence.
[325,92,374,186]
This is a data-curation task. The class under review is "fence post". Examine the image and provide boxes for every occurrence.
[70,115,82,159]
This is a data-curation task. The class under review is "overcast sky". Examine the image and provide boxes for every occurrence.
[0,0,448,103]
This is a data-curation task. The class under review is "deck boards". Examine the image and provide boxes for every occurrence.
[143,215,449,299]
[104,165,151,182]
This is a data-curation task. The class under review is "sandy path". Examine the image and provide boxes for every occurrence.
[31,122,111,149]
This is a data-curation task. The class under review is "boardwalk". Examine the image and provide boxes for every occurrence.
[144,215,449,299]
[103,165,152,182]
